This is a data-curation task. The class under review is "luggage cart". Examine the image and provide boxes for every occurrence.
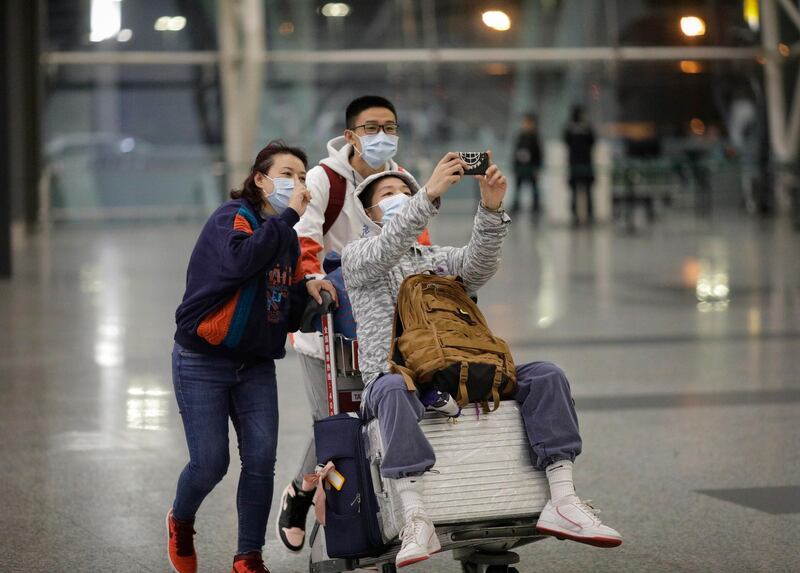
[303,293,550,573]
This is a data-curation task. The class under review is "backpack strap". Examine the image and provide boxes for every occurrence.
[320,164,347,235]
[457,362,470,408]
[479,365,503,414]
[490,367,503,412]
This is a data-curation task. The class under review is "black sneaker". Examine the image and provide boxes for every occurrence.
[275,479,314,552]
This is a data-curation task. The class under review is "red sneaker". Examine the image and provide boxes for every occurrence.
[231,552,270,573]
[166,509,197,573]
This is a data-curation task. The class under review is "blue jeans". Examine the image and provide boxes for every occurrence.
[171,343,279,554]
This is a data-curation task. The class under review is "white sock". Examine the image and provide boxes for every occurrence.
[394,477,425,523]
[545,460,576,502]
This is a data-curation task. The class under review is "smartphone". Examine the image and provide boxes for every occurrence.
[459,152,489,175]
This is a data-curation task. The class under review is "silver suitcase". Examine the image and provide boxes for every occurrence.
[364,402,549,542]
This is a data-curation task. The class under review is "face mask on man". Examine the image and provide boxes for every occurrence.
[374,193,409,226]
[355,131,399,169]
[263,175,294,214]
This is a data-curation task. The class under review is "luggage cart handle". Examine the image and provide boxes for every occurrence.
[299,290,336,333]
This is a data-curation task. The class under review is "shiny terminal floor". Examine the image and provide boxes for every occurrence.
[1,209,799,572]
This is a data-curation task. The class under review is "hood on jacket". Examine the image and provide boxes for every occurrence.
[320,135,401,180]
[352,170,423,232]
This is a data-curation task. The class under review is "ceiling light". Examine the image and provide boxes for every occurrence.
[680,16,706,37]
[167,16,186,31]
[482,10,511,31]
[90,0,121,42]
[321,3,351,17]
[154,16,171,31]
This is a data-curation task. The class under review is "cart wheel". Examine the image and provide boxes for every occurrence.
[308,556,345,573]
[461,566,518,573]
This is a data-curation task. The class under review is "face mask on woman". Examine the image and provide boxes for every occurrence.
[263,175,294,214]
[355,131,399,169]
[374,193,410,226]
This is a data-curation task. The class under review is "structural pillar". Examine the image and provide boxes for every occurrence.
[218,0,266,192]
[0,0,10,277]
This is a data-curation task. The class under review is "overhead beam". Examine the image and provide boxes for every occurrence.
[42,46,763,66]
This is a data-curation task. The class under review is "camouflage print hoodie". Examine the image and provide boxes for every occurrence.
[341,170,511,387]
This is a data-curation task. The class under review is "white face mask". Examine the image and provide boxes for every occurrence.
[373,193,410,226]
[355,131,399,169]
[263,175,294,213]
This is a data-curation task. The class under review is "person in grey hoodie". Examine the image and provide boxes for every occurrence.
[342,152,623,568]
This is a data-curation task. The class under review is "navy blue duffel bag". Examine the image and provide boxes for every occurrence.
[314,413,385,559]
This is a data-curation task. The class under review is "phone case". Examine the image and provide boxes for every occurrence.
[460,152,489,175]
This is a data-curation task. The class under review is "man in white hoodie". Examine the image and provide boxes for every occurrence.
[277,96,430,551]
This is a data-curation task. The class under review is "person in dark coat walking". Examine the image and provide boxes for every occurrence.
[563,106,596,225]
[512,113,544,214]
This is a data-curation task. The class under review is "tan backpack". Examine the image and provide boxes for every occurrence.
[388,274,516,412]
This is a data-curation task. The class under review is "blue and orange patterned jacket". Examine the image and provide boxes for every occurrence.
[174,198,308,362]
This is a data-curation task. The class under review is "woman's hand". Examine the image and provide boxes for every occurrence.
[288,177,312,216]
[306,279,338,305]
[425,152,466,201]
[475,151,507,210]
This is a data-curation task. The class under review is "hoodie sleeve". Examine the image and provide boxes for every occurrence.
[287,277,310,333]
[440,204,510,293]
[218,206,301,282]
[294,165,330,278]
[342,189,438,288]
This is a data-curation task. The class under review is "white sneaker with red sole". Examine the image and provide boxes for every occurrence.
[536,496,622,548]
[395,512,441,568]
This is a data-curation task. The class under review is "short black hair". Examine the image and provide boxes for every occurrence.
[358,178,382,211]
[346,95,397,129]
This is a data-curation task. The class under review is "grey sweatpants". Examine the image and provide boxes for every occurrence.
[295,353,330,482]
[361,361,582,479]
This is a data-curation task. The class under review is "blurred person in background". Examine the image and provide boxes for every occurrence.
[167,141,335,573]
[511,113,544,216]
[277,95,431,553]
[564,105,596,226]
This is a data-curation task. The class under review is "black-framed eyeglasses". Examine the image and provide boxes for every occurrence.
[351,122,399,136]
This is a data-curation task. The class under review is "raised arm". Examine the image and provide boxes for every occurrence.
[444,159,511,292]
[219,207,301,281]
[444,204,510,292]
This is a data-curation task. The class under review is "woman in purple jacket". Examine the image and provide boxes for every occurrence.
[166,140,335,573]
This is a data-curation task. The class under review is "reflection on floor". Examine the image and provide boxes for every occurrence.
[1,210,798,572]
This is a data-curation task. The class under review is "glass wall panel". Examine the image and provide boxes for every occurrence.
[41,0,764,219]
[45,63,223,217]
[46,0,218,52]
